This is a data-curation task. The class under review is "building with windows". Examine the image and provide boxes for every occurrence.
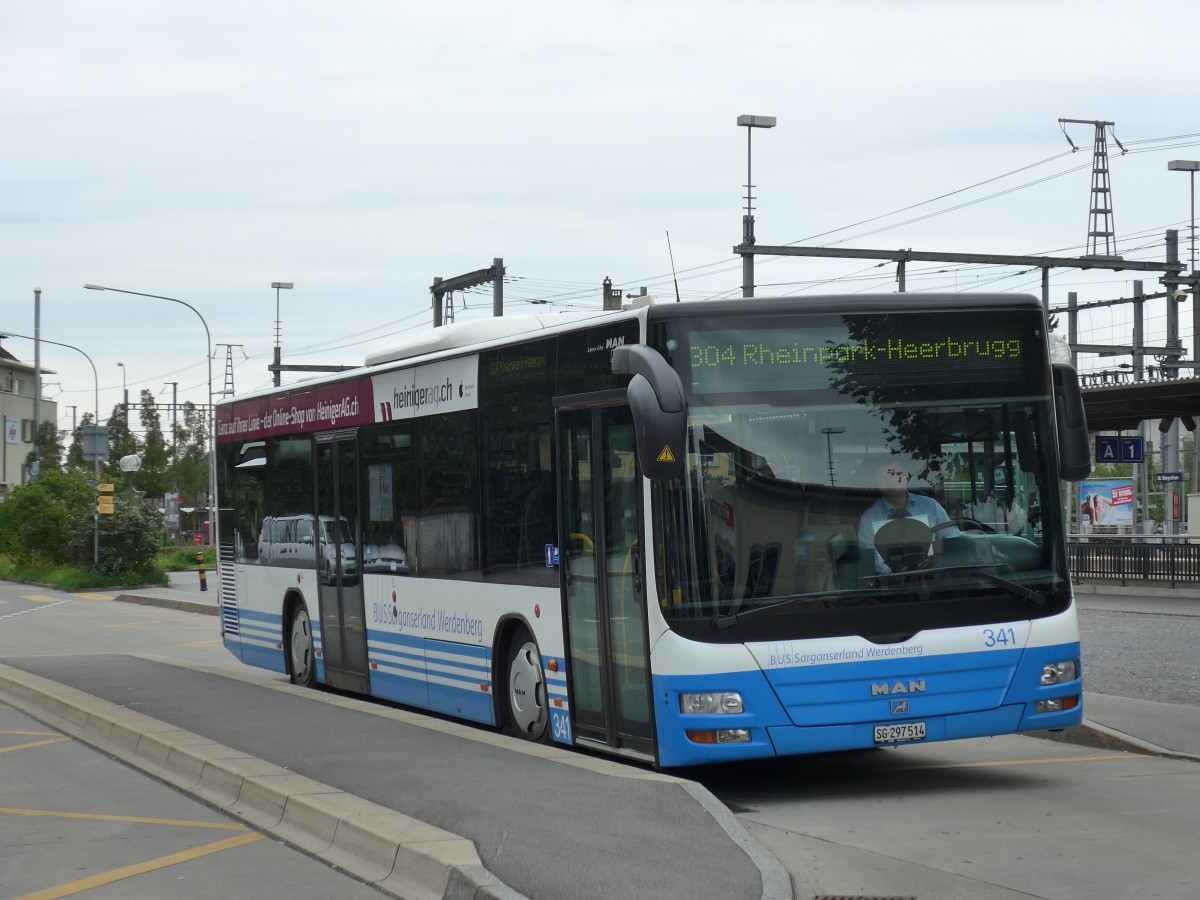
[1,341,57,498]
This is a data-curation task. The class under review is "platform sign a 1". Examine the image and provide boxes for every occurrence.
[1095,436,1143,464]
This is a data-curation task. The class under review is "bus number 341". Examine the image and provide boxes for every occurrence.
[983,627,1017,648]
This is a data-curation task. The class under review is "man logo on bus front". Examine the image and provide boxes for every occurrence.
[890,699,910,716]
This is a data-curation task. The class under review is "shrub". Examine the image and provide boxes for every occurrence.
[82,498,162,579]
[0,469,93,566]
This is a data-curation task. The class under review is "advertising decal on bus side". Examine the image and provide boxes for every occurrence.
[216,355,479,443]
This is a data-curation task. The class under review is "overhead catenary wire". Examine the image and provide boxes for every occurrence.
[231,132,1200,368]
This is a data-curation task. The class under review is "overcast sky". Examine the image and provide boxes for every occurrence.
[3,0,1198,434]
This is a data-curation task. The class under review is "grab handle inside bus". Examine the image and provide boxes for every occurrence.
[612,344,687,481]
[1051,362,1091,482]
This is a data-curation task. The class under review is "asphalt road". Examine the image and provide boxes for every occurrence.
[1077,605,1200,705]
[3,577,1197,900]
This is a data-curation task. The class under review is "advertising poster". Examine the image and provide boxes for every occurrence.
[1080,479,1134,527]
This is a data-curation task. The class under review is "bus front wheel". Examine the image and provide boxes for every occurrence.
[288,602,316,688]
[504,626,548,742]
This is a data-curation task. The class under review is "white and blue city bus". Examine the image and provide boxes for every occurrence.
[216,293,1091,768]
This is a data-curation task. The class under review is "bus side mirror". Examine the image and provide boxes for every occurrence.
[612,344,687,481]
[1052,362,1091,482]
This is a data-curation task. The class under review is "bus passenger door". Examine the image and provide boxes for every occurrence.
[557,402,654,760]
[315,432,370,693]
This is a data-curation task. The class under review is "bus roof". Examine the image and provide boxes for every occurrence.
[364,310,614,366]
[220,307,641,408]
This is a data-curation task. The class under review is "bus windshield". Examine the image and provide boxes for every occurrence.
[652,306,1070,642]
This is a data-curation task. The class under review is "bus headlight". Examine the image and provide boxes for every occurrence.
[679,692,744,715]
[1041,660,1079,686]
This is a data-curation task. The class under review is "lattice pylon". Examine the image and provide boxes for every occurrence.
[1086,123,1117,257]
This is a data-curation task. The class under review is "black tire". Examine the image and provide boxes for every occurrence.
[287,601,316,688]
[504,626,549,742]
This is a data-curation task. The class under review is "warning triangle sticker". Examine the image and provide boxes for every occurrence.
[657,445,676,463]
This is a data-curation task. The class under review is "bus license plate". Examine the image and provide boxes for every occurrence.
[873,722,926,744]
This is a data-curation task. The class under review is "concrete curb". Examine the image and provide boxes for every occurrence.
[0,662,526,900]
[1039,719,1200,764]
[114,592,219,616]
[1072,581,1200,600]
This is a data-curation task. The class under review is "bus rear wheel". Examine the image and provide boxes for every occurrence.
[505,627,548,742]
[288,602,316,688]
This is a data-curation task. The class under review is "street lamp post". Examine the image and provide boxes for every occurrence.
[737,114,777,298]
[1168,161,1200,508]
[1168,160,1198,274]
[85,284,216,552]
[117,361,127,417]
[270,281,293,387]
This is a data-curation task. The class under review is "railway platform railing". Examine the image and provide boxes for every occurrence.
[1067,535,1200,587]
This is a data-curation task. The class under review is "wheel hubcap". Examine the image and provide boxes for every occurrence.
[509,641,546,736]
[291,608,312,681]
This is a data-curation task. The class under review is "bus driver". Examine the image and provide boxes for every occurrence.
[858,462,961,575]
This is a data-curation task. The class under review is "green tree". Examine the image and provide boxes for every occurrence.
[172,401,210,509]
[24,420,65,480]
[136,389,171,498]
[102,402,141,484]
[66,412,90,470]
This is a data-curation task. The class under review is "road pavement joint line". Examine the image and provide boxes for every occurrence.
[0,661,521,900]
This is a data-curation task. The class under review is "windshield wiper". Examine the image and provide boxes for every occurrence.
[970,567,1048,608]
[867,564,1047,609]
[711,589,861,632]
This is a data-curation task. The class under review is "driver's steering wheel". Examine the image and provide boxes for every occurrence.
[957,517,996,534]
[874,518,933,573]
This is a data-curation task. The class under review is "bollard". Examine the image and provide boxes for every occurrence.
[196,550,208,592]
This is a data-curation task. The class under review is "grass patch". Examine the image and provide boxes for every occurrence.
[0,546,214,591]
[0,554,170,591]
[160,547,215,571]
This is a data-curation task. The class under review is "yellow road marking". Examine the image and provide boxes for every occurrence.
[21,594,62,604]
[0,807,251,830]
[0,737,70,754]
[177,639,221,647]
[103,620,178,628]
[74,593,114,601]
[897,752,1152,772]
[0,730,59,737]
[15,831,265,899]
